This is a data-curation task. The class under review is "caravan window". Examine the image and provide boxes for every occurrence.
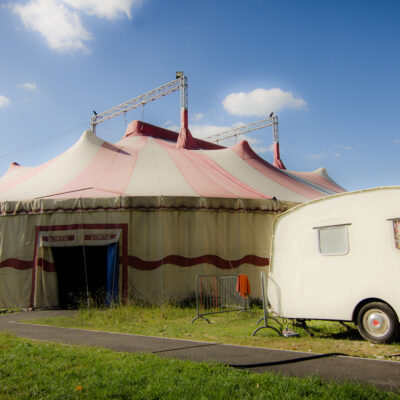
[392,220,400,250]
[316,225,349,255]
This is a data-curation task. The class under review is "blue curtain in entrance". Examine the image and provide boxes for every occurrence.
[106,243,119,306]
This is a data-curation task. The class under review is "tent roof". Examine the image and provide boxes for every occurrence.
[0,121,345,203]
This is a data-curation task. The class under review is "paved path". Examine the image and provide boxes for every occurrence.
[1,310,400,392]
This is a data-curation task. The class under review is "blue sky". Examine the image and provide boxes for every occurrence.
[0,0,399,191]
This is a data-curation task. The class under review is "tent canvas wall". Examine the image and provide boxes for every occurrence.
[0,122,345,308]
[0,196,292,308]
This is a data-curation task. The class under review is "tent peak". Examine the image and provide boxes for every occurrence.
[83,129,94,137]
[230,139,258,158]
[176,109,199,150]
[5,162,21,175]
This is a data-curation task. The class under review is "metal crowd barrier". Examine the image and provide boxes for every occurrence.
[192,274,250,324]
[252,271,282,336]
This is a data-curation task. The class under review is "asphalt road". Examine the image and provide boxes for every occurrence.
[1,310,399,392]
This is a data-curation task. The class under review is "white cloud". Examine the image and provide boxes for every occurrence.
[18,82,37,91]
[163,122,179,131]
[308,154,324,160]
[0,95,10,107]
[337,144,352,151]
[308,149,343,160]
[395,139,400,144]
[223,88,307,117]
[164,121,233,139]
[11,0,143,53]
[62,0,141,19]
[13,0,93,52]
[191,113,204,122]
[241,134,260,145]
[190,124,232,139]
[252,145,273,154]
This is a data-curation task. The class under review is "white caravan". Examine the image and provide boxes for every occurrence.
[268,187,400,343]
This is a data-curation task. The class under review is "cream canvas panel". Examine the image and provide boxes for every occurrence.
[127,268,165,304]
[0,131,104,201]
[124,137,198,196]
[0,215,35,261]
[115,134,143,149]
[128,209,273,260]
[34,268,59,309]
[201,148,310,202]
[0,268,32,308]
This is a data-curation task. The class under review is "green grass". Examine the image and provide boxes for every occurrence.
[0,332,398,399]
[31,304,400,361]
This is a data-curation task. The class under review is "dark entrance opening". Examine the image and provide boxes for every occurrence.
[52,245,110,308]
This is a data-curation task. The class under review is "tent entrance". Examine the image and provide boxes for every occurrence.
[51,244,119,308]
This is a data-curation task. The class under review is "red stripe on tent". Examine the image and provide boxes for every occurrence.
[56,137,147,196]
[231,141,326,199]
[0,258,33,270]
[0,258,54,272]
[127,254,269,270]
[0,158,56,195]
[158,141,270,199]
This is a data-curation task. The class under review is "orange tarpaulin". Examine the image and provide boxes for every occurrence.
[236,274,251,298]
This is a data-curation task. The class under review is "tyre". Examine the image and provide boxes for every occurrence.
[356,302,399,343]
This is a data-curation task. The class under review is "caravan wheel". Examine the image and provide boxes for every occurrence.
[357,302,399,343]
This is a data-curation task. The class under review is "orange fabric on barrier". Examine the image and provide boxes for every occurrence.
[236,274,251,298]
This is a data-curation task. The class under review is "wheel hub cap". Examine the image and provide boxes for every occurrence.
[364,310,390,337]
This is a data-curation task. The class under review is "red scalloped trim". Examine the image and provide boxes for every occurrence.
[0,254,268,272]
[0,258,55,272]
[0,258,33,270]
[127,254,269,270]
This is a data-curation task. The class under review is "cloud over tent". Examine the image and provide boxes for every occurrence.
[11,0,143,53]
[223,88,307,117]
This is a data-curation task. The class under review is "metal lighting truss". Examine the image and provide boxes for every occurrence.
[90,74,188,134]
[204,114,279,144]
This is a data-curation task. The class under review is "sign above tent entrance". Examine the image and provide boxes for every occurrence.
[40,229,121,248]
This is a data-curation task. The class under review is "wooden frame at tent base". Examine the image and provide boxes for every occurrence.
[31,223,129,308]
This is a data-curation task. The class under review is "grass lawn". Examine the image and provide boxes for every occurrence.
[0,332,398,399]
[30,304,400,361]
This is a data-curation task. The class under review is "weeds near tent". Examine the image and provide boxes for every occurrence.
[0,308,22,314]
[27,304,400,361]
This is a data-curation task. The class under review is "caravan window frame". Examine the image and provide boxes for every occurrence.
[313,223,350,256]
[388,218,400,252]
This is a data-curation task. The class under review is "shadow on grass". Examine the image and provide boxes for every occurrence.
[326,329,362,341]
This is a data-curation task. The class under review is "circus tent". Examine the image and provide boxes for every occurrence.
[0,120,345,308]
[0,120,343,202]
